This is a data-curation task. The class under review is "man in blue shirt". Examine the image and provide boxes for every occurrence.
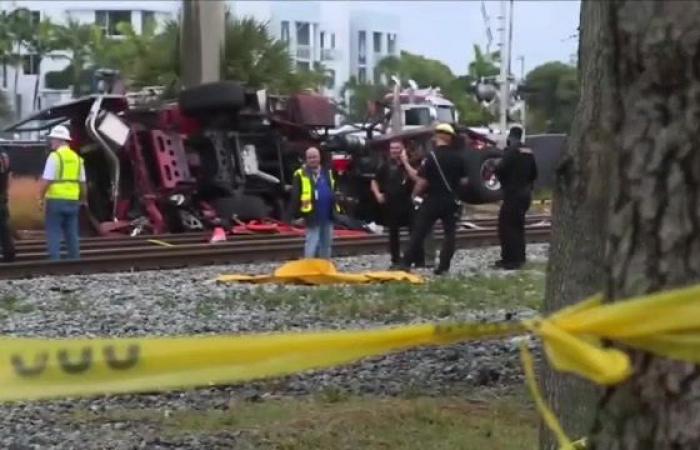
[289,147,338,259]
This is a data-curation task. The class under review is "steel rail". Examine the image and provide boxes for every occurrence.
[12,215,552,253]
[0,227,551,279]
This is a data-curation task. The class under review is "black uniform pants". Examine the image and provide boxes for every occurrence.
[402,198,458,271]
[385,203,423,265]
[0,204,15,262]
[498,194,531,266]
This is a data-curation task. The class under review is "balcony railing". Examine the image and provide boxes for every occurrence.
[321,48,337,61]
[296,45,311,60]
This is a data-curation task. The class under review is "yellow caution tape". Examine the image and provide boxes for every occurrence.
[3,282,700,448]
[0,321,519,402]
[216,259,424,285]
[147,239,174,247]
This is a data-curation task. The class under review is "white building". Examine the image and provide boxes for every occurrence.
[349,10,399,86]
[0,0,176,119]
[0,0,398,119]
[233,1,400,99]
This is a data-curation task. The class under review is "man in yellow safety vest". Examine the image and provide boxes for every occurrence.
[288,146,339,259]
[37,125,87,261]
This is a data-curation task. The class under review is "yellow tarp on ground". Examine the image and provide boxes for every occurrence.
[216,259,424,285]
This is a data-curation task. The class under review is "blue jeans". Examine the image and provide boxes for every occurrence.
[304,222,333,259]
[45,199,81,261]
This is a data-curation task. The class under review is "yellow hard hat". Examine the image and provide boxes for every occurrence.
[435,123,455,136]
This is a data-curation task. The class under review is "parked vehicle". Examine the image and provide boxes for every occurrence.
[1,80,502,237]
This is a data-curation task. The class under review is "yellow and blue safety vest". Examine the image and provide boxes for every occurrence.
[294,167,339,214]
[46,145,82,201]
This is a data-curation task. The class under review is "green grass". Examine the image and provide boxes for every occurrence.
[0,295,35,314]
[532,188,552,201]
[74,390,537,450]
[213,265,545,321]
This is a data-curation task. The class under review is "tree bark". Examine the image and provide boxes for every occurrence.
[568,1,700,448]
[539,1,617,447]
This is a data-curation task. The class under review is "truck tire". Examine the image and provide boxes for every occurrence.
[462,149,503,204]
[178,81,245,115]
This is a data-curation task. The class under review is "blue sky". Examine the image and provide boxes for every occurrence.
[350,0,581,76]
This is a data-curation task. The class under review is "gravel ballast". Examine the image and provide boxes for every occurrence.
[0,244,548,449]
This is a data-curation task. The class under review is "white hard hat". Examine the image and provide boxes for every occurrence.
[46,125,71,141]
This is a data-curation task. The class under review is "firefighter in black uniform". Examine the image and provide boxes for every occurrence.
[0,151,16,262]
[400,123,468,275]
[494,126,538,270]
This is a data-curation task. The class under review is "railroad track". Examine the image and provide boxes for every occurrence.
[10,215,551,252]
[0,224,551,279]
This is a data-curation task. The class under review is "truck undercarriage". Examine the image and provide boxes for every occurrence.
[2,81,505,239]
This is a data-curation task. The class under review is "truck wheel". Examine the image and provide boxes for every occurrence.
[462,149,503,204]
[178,81,245,116]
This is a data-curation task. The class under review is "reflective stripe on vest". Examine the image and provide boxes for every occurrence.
[294,167,336,214]
[46,146,82,201]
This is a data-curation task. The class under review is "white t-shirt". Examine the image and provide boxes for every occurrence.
[42,151,86,182]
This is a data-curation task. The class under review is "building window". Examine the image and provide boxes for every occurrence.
[373,67,382,85]
[358,67,366,84]
[387,33,397,54]
[22,55,40,75]
[297,61,310,72]
[320,31,325,49]
[331,33,336,49]
[325,70,335,89]
[281,21,290,42]
[142,11,155,32]
[296,22,310,46]
[30,10,40,26]
[95,10,132,36]
[358,30,366,64]
[373,32,382,53]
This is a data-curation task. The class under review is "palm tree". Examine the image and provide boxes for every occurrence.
[0,12,13,90]
[468,44,500,81]
[112,20,180,90]
[339,75,386,123]
[221,17,325,92]
[5,8,33,117]
[0,90,11,125]
[54,18,92,98]
[25,18,63,109]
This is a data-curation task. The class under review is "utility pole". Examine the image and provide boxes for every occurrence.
[497,0,511,146]
[518,55,525,80]
[180,0,226,89]
[517,55,526,137]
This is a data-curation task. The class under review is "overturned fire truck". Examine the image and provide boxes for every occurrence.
[1,80,502,238]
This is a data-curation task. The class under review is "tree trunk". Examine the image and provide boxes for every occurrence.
[539,1,617,447]
[13,42,21,119]
[568,1,700,448]
[33,55,41,110]
[72,56,81,98]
